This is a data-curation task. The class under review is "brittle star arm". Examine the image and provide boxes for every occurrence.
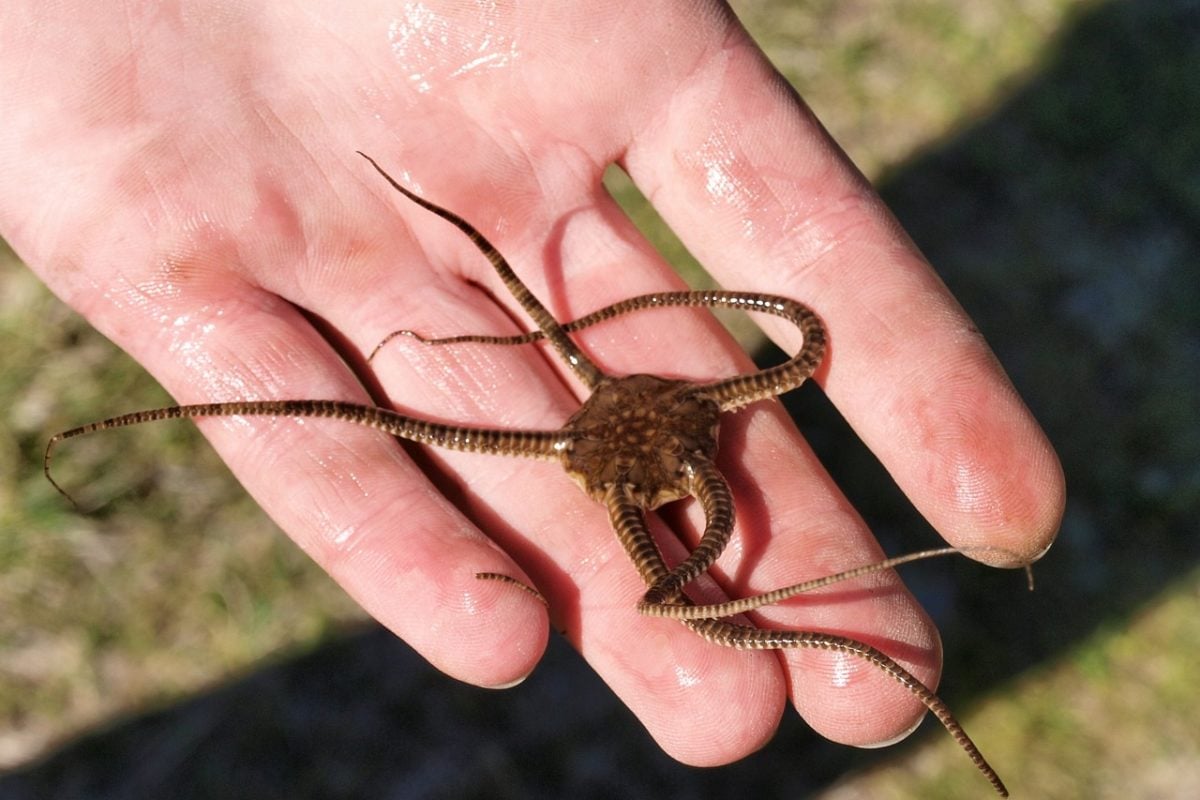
[370,289,827,413]
[358,152,606,390]
[602,482,1009,798]
[638,456,736,607]
[44,399,567,505]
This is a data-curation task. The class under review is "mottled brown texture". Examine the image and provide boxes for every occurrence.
[562,374,720,507]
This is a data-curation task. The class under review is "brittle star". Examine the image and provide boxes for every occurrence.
[45,152,1012,796]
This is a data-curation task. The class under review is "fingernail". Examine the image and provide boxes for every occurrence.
[482,670,534,690]
[858,715,924,749]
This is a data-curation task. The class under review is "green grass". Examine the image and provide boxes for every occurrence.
[0,256,365,766]
[814,569,1200,799]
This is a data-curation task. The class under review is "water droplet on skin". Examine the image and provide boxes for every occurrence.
[674,663,703,689]
[387,2,519,94]
[830,650,854,688]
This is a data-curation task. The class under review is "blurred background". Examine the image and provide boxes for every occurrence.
[2,0,1197,797]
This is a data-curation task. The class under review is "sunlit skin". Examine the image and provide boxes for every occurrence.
[1,0,1063,787]
[45,153,1030,794]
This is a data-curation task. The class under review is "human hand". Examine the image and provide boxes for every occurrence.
[0,1,1063,766]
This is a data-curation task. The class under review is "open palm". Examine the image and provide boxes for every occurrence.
[0,1,1062,767]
